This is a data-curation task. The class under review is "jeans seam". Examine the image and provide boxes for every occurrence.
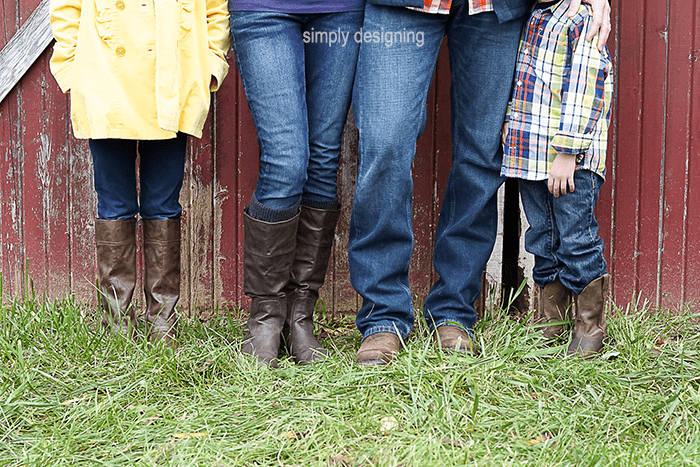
[544,186,560,280]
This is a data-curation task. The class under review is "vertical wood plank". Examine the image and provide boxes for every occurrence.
[20,58,48,297]
[235,69,258,312]
[410,42,440,308]
[327,111,358,316]
[182,114,216,318]
[0,0,24,298]
[39,51,71,300]
[660,0,695,307]
[635,0,668,307]
[68,137,96,305]
[683,0,700,305]
[213,56,241,312]
[611,0,644,306]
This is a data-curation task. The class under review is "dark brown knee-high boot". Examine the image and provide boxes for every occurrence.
[568,274,609,358]
[242,211,299,368]
[143,218,181,348]
[539,277,572,338]
[95,218,138,336]
[285,205,339,364]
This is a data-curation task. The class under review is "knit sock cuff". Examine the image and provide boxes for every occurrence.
[301,196,339,211]
[247,195,300,222]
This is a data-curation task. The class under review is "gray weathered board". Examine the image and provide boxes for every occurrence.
[0,0,53,103]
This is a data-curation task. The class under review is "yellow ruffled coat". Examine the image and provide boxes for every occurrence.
[49,0,230,140]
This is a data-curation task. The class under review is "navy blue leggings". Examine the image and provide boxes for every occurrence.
[89,134,187,220]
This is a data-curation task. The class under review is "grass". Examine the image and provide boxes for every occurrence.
[0,286,699,466]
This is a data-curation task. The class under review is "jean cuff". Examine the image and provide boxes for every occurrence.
[361,325,408,342]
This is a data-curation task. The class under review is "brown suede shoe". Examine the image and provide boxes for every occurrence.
[356,332,401,365]
[434,325,477,356]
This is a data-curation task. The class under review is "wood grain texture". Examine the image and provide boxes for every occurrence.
[0,0,51,103]
[3,0,700,317]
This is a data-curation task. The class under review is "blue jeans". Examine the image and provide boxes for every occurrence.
[230,11,363,216]
[349,3,526,339]
[518,170,608,295]
[89,134,187,220]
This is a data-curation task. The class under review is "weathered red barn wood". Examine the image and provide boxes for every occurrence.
[610,0,647,305]
[684,1,700,307]
[661,0,697,307]
[2,0,700,315]
[1,0,25,298]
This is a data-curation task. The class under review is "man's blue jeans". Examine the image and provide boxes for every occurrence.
[89,134,187,220]
[350,2,526,339]
[230,11,363,216]
[519,170,608,295]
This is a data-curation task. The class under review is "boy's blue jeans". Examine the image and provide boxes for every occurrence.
[349,2,526,340]
[89,134,187,220]
[230,11,363,214]
[518,169,608,295]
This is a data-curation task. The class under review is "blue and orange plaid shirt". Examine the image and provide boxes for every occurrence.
[502,1,614,181]
[410,0,493,15]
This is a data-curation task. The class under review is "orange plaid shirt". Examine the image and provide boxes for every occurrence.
[411,0,493,14]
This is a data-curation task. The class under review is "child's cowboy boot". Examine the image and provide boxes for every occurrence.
[568,274,610,358]
[539,277,572,338]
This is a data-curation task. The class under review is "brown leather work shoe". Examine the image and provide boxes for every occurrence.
[434,325,477,356]
[356,332,401,365]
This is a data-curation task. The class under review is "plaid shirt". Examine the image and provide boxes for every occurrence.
[502,1,613,181]
[410,0,493,15]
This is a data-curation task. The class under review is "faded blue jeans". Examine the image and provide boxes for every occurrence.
[230,11,363,219]
[519,170,608,295]
[349,2,526,340]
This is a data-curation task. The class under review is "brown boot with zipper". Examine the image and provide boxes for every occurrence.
[284,205,339,364]
[96,218,138,336]
[143,218,181,349]
[568,274,610,358]
[539,277,572,338]
[242,211,299,368]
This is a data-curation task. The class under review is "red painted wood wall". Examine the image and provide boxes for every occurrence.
[1,0,698,316]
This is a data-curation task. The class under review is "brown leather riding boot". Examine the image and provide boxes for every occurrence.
[285,205,340,364]
[568,274,610,358]
[143,218,181,348]
[96,218,138,336]
[242,211,299,368]
[539,277,572,338]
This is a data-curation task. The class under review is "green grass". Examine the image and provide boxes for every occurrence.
[0,287,699,466]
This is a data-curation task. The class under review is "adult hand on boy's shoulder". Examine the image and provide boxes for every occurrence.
[548,153,577,198]
[566,0,612,52]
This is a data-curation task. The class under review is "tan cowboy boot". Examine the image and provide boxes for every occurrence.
[539,277,572,338]
[568,274,610,358]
